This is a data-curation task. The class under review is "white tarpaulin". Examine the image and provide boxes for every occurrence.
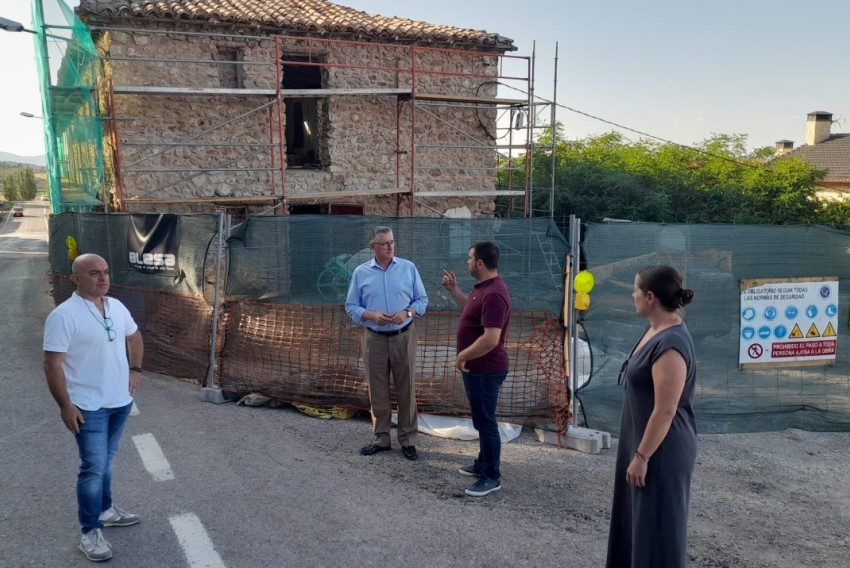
[393,413,522,443]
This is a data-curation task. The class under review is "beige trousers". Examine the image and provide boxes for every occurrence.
[361,324,418,447]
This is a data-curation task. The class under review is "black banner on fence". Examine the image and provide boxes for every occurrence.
[127,214,180,276]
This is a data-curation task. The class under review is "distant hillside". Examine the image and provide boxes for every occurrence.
[0,152,46,168]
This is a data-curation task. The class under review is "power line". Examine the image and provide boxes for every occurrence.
[499,83,833,191]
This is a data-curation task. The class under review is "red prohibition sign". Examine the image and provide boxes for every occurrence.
[748,343,764,358]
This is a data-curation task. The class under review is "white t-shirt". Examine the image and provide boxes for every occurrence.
[43,292,139,411]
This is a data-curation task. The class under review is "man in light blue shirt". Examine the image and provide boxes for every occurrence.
[345,226,428,461]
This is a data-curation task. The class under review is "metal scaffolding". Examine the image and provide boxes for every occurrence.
[34,0,558,217]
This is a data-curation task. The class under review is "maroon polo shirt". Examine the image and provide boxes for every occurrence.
[456,275,511,374]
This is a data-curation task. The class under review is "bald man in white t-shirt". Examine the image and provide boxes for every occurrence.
[43,253,144,562]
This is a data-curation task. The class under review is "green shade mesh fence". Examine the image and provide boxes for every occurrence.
[578,222,850,434]
[50,212,850,434]
[49,213,572,429]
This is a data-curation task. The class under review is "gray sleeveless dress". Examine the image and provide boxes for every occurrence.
[605,323,697,568]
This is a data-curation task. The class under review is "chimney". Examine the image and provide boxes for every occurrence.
[775,139,794,156]
[805,111,832,145]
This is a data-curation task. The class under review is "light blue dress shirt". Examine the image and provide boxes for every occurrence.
[345,256,428,332]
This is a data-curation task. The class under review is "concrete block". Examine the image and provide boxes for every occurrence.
[534,427,562,446]
[565,426,602,454]
[535,425,611,454]
[573,426,613,451]
[201,387,240,404]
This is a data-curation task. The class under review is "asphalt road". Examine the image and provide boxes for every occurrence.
[0,202,610,567]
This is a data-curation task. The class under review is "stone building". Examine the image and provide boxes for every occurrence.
[75,0,531,217]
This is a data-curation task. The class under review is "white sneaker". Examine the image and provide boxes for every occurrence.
[99,504,140,527]
[79,528,112,562]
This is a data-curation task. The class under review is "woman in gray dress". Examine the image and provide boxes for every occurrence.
[606,265,697,568]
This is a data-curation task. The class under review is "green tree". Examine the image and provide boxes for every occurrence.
[17,168,38,201]
[3,174,19,202]
[503,128,825,226]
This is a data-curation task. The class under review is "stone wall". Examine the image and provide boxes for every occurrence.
[104,25,509,217]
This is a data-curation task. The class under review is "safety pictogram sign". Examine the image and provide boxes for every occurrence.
[740,278,838,367]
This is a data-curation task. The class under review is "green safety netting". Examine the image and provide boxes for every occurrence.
[32,0,104,212]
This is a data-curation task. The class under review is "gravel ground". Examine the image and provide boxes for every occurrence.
[476,426,850,568]
[242,396,850,568]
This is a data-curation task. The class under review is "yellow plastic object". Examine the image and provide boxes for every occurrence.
[575,292,591,311]
[66,236,79,261]
[295,405,358,420]
[573,270,595,294]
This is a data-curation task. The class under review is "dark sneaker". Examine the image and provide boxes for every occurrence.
[99,504,140,527]
[79,528,112,562]
[465,477,502,497]
[458,465,482,477]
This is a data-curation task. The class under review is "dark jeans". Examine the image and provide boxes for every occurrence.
[462,370,508,480]
[74,402,133,533]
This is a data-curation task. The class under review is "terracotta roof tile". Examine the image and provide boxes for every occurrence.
[787,134,850,181]
[76,0,515,51]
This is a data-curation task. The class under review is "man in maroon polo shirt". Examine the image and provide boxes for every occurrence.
[441,241,511,497]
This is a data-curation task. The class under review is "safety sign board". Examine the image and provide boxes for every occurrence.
[739,278,838,366]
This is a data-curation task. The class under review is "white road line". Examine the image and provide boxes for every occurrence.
[169,513,227,568]
[130,401,139,415]
[131,433,174,481]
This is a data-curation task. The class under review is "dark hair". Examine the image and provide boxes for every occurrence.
[470,241,500,269]
[636,265,694,311]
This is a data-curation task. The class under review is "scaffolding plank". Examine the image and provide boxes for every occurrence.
[124,167,279,173]
[113,86,277,96]
[281,88,411,97]
[123,187,410,205]
[414,190,526,197]
[285,187,409,201]
[414,93,527,105]
[125,196,280,205]
[112,86,416,97]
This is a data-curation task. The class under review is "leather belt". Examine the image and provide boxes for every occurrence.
[368,321,412,337]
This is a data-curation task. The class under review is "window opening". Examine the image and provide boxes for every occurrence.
[216,47,243,89]
[282,54,324,168]
[290,204,327,214]
[328,205,363,215]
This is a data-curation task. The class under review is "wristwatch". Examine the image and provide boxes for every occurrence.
[405,309,413,318]
[130,366,143,373]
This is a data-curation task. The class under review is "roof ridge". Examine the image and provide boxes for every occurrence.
[76,0,516,51]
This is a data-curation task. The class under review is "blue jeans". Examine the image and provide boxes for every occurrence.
[74,402,132,533]
[462,370,508,480]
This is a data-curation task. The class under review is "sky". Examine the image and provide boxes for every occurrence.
[1,0,848,159]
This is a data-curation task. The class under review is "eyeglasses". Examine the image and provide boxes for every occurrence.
[373,240,394,248]
[103,316,117,342]
[82,297,117,342]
